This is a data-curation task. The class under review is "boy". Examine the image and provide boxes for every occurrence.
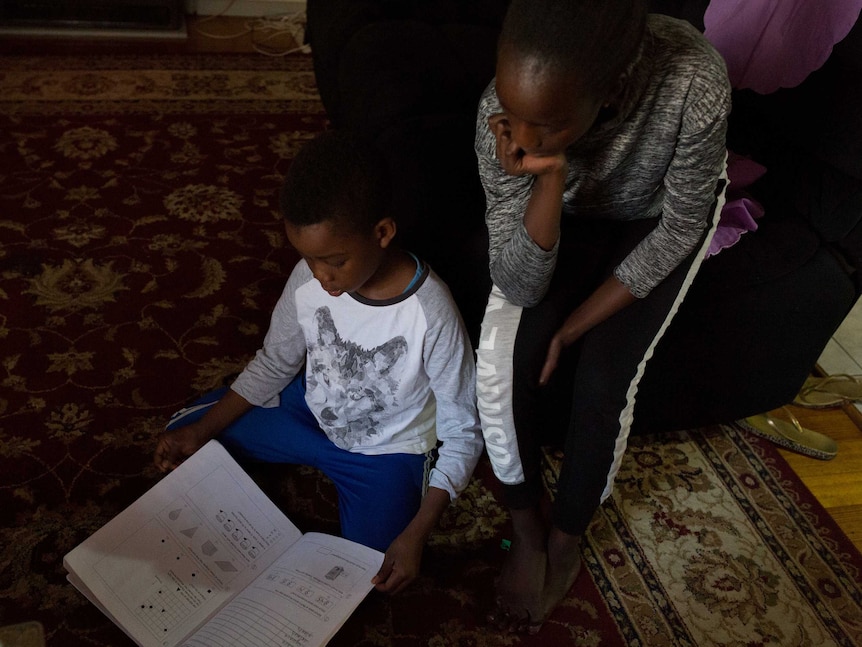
[154,130,483,595]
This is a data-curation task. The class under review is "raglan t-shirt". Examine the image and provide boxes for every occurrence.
[475,13,732,305]
[230,258,483,500]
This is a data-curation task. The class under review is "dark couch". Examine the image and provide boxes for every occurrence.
[305,0,862,434]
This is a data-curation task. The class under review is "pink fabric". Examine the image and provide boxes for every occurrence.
[708,197,765,257]
[704,0,862,94]
[707,152,767,257]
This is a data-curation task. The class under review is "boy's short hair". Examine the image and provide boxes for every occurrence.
[500,0,647,99]
[280,129,392,233]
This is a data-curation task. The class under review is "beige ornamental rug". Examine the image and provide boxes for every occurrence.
[0,53,860,646]
[541,427,862,646]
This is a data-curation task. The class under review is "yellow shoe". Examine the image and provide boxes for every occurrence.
[793,374,862,409]
[737,407,838,460]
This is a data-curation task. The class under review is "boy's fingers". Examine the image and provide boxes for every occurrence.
[154,436,179,471]
[372,561,394,589]
[374,569,408,595]
[153,441,166,468]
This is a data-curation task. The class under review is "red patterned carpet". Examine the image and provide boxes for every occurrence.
[1,53,861,646]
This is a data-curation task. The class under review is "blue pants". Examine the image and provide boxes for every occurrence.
[166,375,431,552]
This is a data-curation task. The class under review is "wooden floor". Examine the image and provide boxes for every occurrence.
[777,404,862,552]
[3,13,861,556]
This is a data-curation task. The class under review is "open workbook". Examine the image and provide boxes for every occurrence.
[64,440,384,647]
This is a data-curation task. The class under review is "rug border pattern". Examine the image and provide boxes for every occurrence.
[698,425,861,646]
[0,53,323,117]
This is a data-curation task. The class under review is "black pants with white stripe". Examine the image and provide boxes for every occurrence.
[477,215,715,536]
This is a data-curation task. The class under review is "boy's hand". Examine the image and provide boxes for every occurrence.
[488,114,567,178]
[154,390,252,472]
[371,486,448,594]
[154,424,211,472]
[371,530,424,595]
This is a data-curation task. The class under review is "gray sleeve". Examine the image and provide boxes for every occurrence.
[230,263,308,407]
[614,56,731,297]
[475,88,560,307]
[418,275,483,499]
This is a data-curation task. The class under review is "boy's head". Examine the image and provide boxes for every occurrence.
[280,129,392,235]
[280,130,397,298]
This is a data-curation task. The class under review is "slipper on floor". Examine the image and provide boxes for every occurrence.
[736,407,838,460]
[793,374,862,409]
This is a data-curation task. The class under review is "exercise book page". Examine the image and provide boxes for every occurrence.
[183,532,383,647]
[63,440,303,647]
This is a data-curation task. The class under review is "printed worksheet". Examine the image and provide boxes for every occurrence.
[65,441,383,647]
[182,534,383,647]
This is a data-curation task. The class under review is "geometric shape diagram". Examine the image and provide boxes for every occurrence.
[214,561,238,572]
[180,526,198,539]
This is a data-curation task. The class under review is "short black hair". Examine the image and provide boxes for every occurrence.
[279,129,391,233]
[500,0,647,98]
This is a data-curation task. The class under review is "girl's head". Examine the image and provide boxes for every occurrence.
[495,0,647,156]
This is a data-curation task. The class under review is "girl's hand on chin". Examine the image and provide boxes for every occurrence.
[516,151,567,178]
[488,114,566,178]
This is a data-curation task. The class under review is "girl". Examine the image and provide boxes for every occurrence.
[475,0,730,632]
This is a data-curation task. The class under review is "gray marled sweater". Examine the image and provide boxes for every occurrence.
[475,14,731,304]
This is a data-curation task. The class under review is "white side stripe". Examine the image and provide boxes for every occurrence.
[601,157,730,502]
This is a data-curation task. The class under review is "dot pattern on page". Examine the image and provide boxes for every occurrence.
[133,545,216,639]
[139,585,194,636]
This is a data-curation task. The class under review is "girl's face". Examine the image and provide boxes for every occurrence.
[285,219,390,298]
[494,46,605,157]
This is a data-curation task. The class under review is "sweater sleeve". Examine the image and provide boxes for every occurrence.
[230,262,309,407]
[475,87,560,307]
[614,50,731,297]
[418,276,483,500]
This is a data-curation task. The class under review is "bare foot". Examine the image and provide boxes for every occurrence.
[539,528,582,622]
[487,507,548,633]
[487,520,583,634]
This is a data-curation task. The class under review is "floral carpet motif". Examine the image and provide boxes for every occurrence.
[1,53,861,647]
